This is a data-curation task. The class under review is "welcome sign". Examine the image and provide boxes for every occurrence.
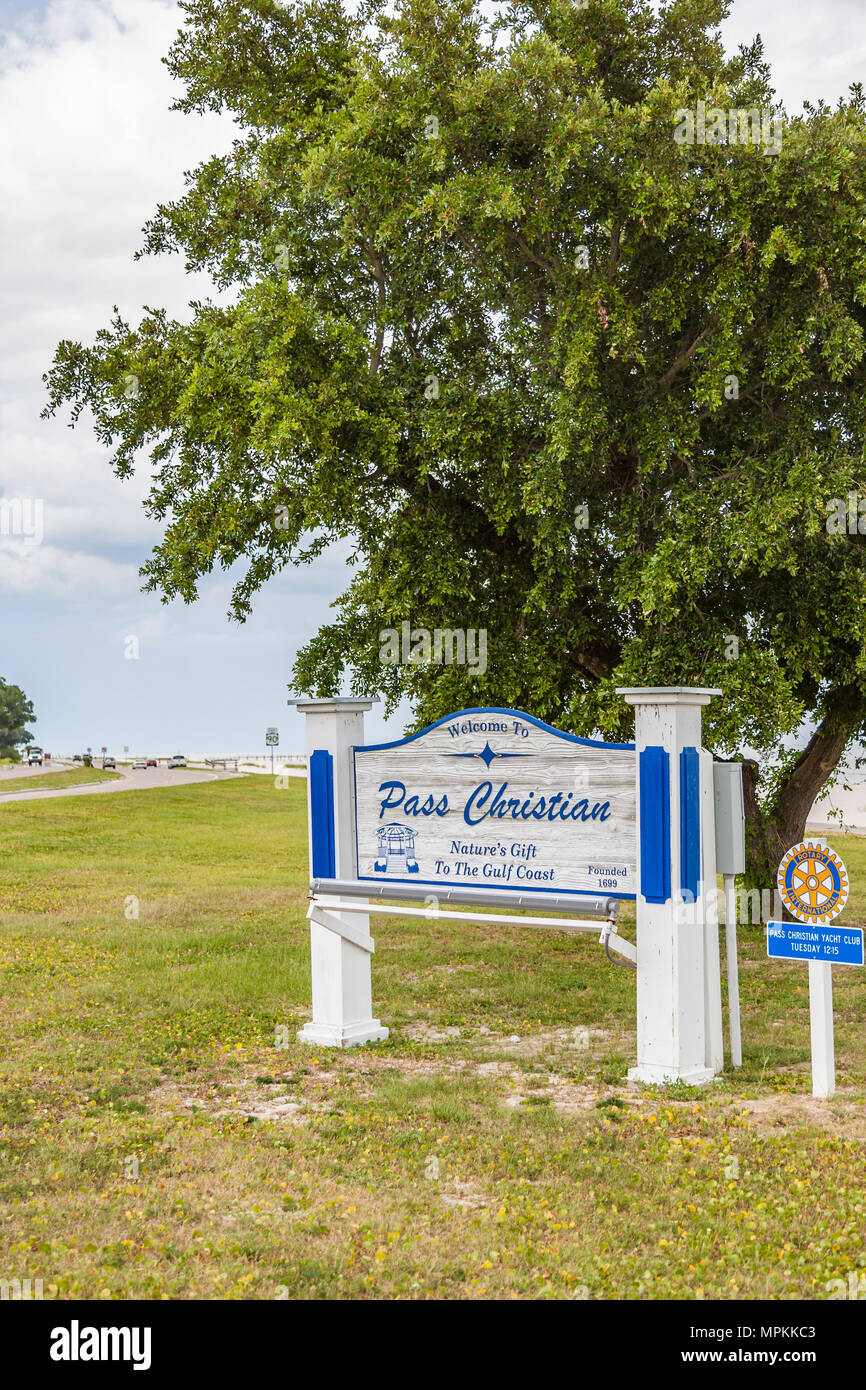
[353,707,637,899]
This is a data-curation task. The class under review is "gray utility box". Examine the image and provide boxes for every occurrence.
[713,761,746,875]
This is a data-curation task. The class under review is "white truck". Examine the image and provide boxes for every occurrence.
[27,747,43,766]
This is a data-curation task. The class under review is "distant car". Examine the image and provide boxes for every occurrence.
[27,748,43,766]
[146,759,157,767]
[102,756,116,770]
[132,758,147,770]
[73,754,82,762]
[167,754,187,769]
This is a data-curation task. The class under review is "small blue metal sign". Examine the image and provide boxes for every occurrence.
[767,921,864,966]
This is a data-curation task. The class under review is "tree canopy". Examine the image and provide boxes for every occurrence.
[0,678,36,760]
[43,0,866,879]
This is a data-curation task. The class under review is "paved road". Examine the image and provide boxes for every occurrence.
[0,759,72,782]
[0,764,243,804]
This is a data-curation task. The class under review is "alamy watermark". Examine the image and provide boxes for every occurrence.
[674,101,784,156]
[826,1271,866,1299]
[0,497,44,545]
[50,1323,152,1370]
[0,1277,43,1300]
[379,621,487,676]
[676,886,783,925]
[826,491,866,534]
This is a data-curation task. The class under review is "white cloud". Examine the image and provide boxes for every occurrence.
[0,539,138,594]
[0,0,233,596]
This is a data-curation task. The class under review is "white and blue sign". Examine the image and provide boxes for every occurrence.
[351,708,638,899]
[767,921,864,967]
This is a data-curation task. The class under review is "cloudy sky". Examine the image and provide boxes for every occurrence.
[1,0,864,756]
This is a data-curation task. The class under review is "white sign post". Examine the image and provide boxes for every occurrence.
[293,699,388,1048]
[618,687,722,1085]
[809,960,835,1100]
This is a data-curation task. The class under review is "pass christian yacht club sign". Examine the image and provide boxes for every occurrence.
[353,708,637,899]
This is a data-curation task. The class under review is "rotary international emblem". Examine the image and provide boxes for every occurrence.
[776,841,849,924]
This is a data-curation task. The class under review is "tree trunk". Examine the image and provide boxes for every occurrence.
[742,683,863,889]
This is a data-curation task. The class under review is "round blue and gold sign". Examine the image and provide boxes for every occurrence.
[776,841,849,925]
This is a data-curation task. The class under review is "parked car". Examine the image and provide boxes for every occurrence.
[132,758,147,770]
[27,747,43,766]
[72,754,82,762]
[102,756,116,770]
[146,758,157,767]
[167,754,187,769]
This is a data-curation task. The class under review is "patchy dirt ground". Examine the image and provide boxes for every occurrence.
[143,1029,702,1130]
[142,1019,866,1152]
[732,1091,866,1138]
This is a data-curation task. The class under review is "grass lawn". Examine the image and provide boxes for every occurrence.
[0,767,122,794]
[0,775,864,1301]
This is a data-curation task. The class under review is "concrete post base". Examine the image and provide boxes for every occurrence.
[298,1021,389,1049]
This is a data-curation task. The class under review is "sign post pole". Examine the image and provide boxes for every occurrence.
[294,698,388,1048]
[809,960,835,1099]
[618,687,722,1086]
[266,727,279,776]
[713,761,747,1069]
[723,873,742,1067]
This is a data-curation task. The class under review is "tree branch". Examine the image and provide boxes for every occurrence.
[776,682,864,827]
[509,231,557,278]
[608,222,620,281]
[656,325,712,393]
[362,239,387,375]
[575,643,620,680]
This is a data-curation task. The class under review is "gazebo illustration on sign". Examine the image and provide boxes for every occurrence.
[373,823,419,875]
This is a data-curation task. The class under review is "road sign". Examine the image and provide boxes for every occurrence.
[266,727,279,774]
[352,709,636,900]
[297,690,725,1082]
[767,921,864,967]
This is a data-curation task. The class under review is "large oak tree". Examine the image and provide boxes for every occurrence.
[43,0,866,883]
